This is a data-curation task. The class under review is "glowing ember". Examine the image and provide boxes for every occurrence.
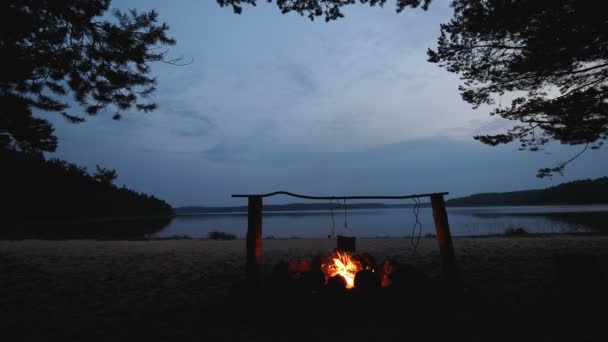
[321,251,370,289]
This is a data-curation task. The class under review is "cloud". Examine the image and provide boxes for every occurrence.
[277,63,317,93]
[167,109,216,138]
[169,126,214,138]
[324,115,362,132]
[202,141,252,163]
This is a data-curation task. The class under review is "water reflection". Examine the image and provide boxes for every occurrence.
[157,206,608,239]
[3,206,606,240]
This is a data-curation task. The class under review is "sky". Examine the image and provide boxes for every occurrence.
[42,0,608,206]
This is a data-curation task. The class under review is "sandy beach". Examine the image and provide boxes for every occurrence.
[2,236,607,338]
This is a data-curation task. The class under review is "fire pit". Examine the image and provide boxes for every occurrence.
[273,249,429,296]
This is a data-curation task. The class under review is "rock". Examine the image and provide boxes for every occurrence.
[354,269,380,294]
[326,275,347,292]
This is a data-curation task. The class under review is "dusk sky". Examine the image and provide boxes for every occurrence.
[42,0,608,206]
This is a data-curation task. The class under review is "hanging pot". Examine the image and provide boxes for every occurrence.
[337,235,356,252]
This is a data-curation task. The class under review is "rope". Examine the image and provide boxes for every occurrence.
[410,198,423,250]
[329,199,335,238]
[343,198,354,236]
[344,199,347,231]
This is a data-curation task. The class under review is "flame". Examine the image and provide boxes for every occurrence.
[321,251,367,289]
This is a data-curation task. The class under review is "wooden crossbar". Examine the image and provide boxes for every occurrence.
[232,191,449,200]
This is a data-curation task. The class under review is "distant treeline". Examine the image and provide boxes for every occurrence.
[2,150,173,222]
[174,202,430,214]
[446,177,608,207]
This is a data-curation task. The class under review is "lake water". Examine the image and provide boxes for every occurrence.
[153,205,608,239]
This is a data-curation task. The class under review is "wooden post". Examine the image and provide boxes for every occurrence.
[430,194,460,285]
[246,196,263,287]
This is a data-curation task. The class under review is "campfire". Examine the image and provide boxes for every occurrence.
[321,251,372,289]
[273,249,432,297]
[274,236,432,294]
[280,250,387,291]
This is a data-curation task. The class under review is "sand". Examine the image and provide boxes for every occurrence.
[1,236,607,338]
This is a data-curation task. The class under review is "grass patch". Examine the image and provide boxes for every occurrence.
[504,227,529,236]
[207,230,237,240]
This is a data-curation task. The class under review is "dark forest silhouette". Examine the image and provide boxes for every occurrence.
[2,150,173,223]
[446,177,608,207]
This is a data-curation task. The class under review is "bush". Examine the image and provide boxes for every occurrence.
[504,227,528,236]
[207,230,237,240]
